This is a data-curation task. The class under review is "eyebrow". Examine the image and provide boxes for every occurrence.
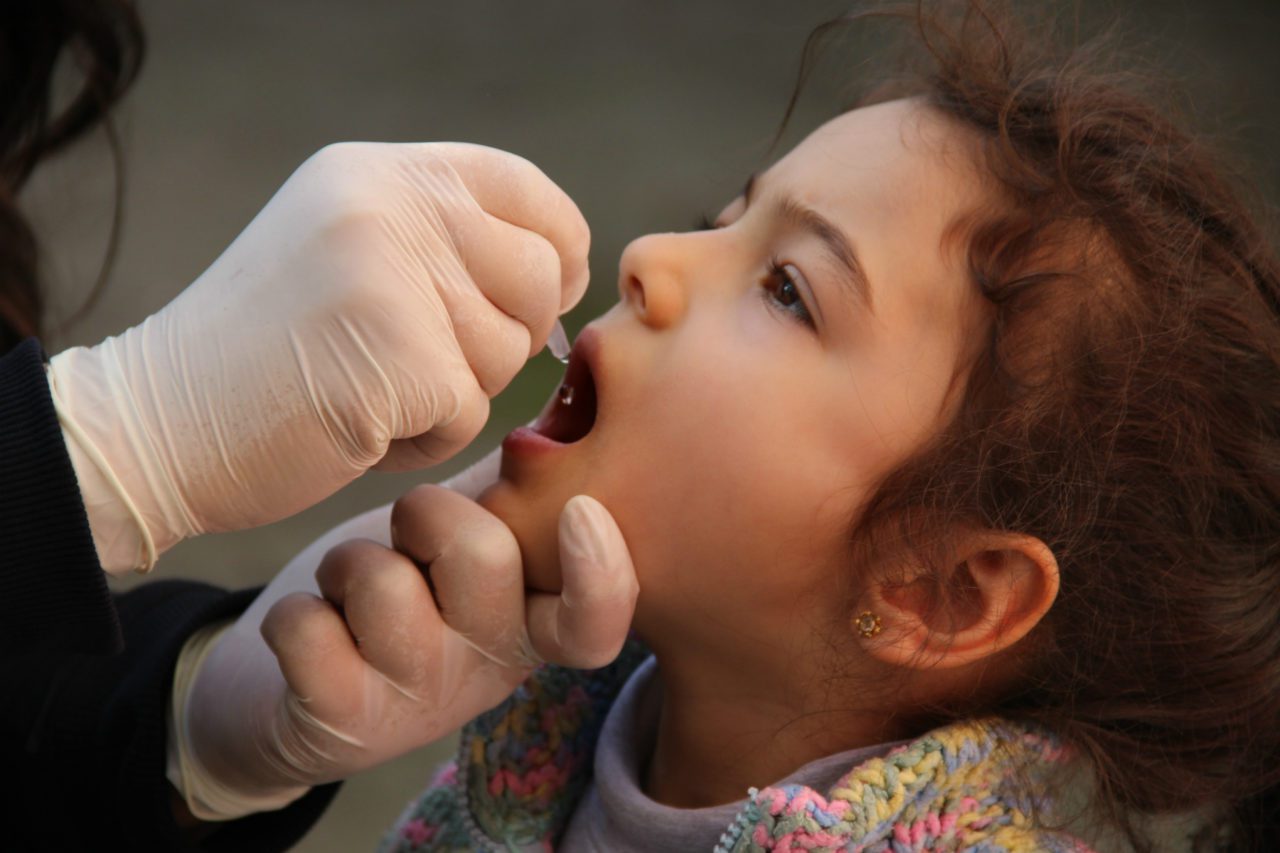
[743,173,875,315]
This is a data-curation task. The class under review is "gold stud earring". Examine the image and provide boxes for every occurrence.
[855,611,882,639]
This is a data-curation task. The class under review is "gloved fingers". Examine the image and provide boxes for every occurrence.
[260,590,372,724]
[312,537,445,691]
[390,485,528,668]
[374,369,489,472]
[405,142,590,310]
[525,495,639,668]
[427,270,536,396]
[450,211,563,360]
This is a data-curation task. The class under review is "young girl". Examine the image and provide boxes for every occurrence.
[379,4,1280,850]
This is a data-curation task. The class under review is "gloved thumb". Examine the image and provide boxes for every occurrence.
[524,495,639,668]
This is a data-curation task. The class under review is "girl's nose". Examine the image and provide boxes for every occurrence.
[617,233,688,329]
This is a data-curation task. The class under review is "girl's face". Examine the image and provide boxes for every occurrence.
[480,99,991,658]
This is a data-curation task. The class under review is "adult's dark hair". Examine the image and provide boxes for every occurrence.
[0,0,144,355]
[789,2,1280,849]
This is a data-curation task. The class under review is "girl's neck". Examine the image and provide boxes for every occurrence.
[640,650,903,809]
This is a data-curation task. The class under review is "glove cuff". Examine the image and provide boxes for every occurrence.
[167,619,312,821]
[47,352,157,574]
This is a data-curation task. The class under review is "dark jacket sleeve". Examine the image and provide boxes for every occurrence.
[0,579,341,852]
[0,338,121,655]
[0,338,338,849]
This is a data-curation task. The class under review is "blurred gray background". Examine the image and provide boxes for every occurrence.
[21,1,1279,850]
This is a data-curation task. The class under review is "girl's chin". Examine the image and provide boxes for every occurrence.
[476,479,565,593]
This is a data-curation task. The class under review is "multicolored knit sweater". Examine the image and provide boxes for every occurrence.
[380,641,1212,852]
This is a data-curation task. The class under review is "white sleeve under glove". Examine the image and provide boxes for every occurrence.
[164,450,639,820]
[47,142,587,574]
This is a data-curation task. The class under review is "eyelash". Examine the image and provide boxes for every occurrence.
[694,213,815,329]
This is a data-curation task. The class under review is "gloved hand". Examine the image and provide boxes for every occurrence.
[47,142,589,574]
[166,452,639,821]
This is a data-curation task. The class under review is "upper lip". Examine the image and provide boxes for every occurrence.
[571,325,603,390]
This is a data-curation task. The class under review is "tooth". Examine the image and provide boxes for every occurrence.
[558,383,575,406]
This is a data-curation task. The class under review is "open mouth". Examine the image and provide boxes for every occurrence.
[530,344,598,444]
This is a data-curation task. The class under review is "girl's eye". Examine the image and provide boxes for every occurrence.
[762,259,815,328]
[691,213,814,328]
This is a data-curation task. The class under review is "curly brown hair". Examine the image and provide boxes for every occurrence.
[788,2,1280,849]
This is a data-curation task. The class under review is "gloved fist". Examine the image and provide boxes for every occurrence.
[169,481,638,820]
[48,142,589,573]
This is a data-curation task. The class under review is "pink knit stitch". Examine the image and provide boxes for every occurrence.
[762,787,788,813]
[399,818,435,845]
[787,789,813,813]
[783,828,847,848]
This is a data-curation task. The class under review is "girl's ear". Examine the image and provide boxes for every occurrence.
[860,531,1059,670]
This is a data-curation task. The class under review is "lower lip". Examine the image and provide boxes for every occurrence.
[501,426,567,458]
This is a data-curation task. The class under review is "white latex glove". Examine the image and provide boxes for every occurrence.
[167,451,638,821]
[47,142,588,574]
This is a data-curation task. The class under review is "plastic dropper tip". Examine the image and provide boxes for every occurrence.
[547,319,571,363]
